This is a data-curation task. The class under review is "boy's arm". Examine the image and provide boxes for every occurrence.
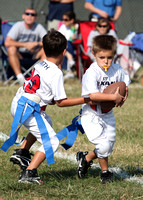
[56,97,96,107]
[89,87,124,107]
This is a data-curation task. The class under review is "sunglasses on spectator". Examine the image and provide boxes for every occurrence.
[98,24,108,28]
[25,12,37,17]
[62,18,70,21]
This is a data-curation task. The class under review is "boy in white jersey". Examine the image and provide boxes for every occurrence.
[77,35,130,184]
[1,30,93,184]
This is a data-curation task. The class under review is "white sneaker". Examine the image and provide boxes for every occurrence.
[64,71,75,80]
[68,60,75,67]
[67,60,75,71]
[17,73,25,86]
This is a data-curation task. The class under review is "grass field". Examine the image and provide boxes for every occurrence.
[0,78,143,200]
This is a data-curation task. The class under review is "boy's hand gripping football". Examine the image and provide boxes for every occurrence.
[119,87,128,107]
[114,87,124,107]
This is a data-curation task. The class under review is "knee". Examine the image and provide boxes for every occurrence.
[7,46,18,56]
[95,140,114,158]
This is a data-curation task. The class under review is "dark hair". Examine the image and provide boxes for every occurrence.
[63,11,76,22]
[92,35,117,55]
[42,29,67,57]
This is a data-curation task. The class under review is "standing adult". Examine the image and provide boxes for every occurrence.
[84,0,122,22]
[5,8,47,85]
[47,0,76,31]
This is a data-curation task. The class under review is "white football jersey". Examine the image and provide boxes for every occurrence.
[23,59,67,107]
[82,61,131,97]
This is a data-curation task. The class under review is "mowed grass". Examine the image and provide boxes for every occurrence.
[0,78,143,200]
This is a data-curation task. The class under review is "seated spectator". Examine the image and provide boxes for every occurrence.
[5,8,47,85]
[58,11,79,79]
[87,18,118,61]
[47,0,76,31]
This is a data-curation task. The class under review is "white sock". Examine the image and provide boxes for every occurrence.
[16,73,25,85]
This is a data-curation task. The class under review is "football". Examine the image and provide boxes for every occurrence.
[101,81,126,110]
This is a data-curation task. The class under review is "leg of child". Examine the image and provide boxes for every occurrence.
[98,157,108,172]
[20,132,37,150]
[85,151,108,172]
[66,51,75,71]
[26,151,46,170]
[66,51,73,61]
[98,157,113,184]
[85,151,97,162]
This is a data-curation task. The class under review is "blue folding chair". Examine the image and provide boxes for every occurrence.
[0,20,12,81]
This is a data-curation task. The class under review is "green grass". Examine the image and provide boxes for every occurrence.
[0,78,143,200]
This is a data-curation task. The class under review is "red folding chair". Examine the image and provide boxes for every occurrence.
[73,21,115,80]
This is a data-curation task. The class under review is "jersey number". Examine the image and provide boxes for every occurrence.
[24,74,40,93]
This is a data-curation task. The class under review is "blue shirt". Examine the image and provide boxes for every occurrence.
[86,0,122,18]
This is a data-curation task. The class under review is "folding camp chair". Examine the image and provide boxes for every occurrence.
[73,21,115,80]
[115,32,143,79]
[0,21,37,86]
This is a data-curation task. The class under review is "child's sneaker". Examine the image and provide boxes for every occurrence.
[76,151,93,179]
[10,149,33,170]
[18,169,42,184]
[100,170,113,184]
[64,71,75,80]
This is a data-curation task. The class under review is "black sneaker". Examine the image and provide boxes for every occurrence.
[76,151,93,179]
[18,169,42,184]
[101,170,113,184]
[10,149,33,170]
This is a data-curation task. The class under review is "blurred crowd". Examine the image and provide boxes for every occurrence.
[1,0,124,84]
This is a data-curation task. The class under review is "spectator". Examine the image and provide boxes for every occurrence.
[87,18,118,61]
[58,11,79,79]
[84,0,122,22]
[5,8,47,85]
[47,0,76,31]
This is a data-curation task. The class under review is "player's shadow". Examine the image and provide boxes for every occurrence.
[89,167,125,182]
[41,165,127,183]
[41,168,77,182]
[41,166,116,183]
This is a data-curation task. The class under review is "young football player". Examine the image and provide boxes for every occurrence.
[77,35,130,184]
[1,30,93,184]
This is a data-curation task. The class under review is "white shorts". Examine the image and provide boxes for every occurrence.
[81,104,116,158]
[11,93,59,154]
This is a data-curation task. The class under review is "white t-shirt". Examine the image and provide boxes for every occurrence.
[58,24,78,41]
[23,59,67,107]
[82,61,130,97]
[7,21,47,53]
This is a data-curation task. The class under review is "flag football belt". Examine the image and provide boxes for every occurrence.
[90,105,111,113]
[0,96,84,165]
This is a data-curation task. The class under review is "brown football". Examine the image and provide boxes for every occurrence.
[101,81,126,110]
